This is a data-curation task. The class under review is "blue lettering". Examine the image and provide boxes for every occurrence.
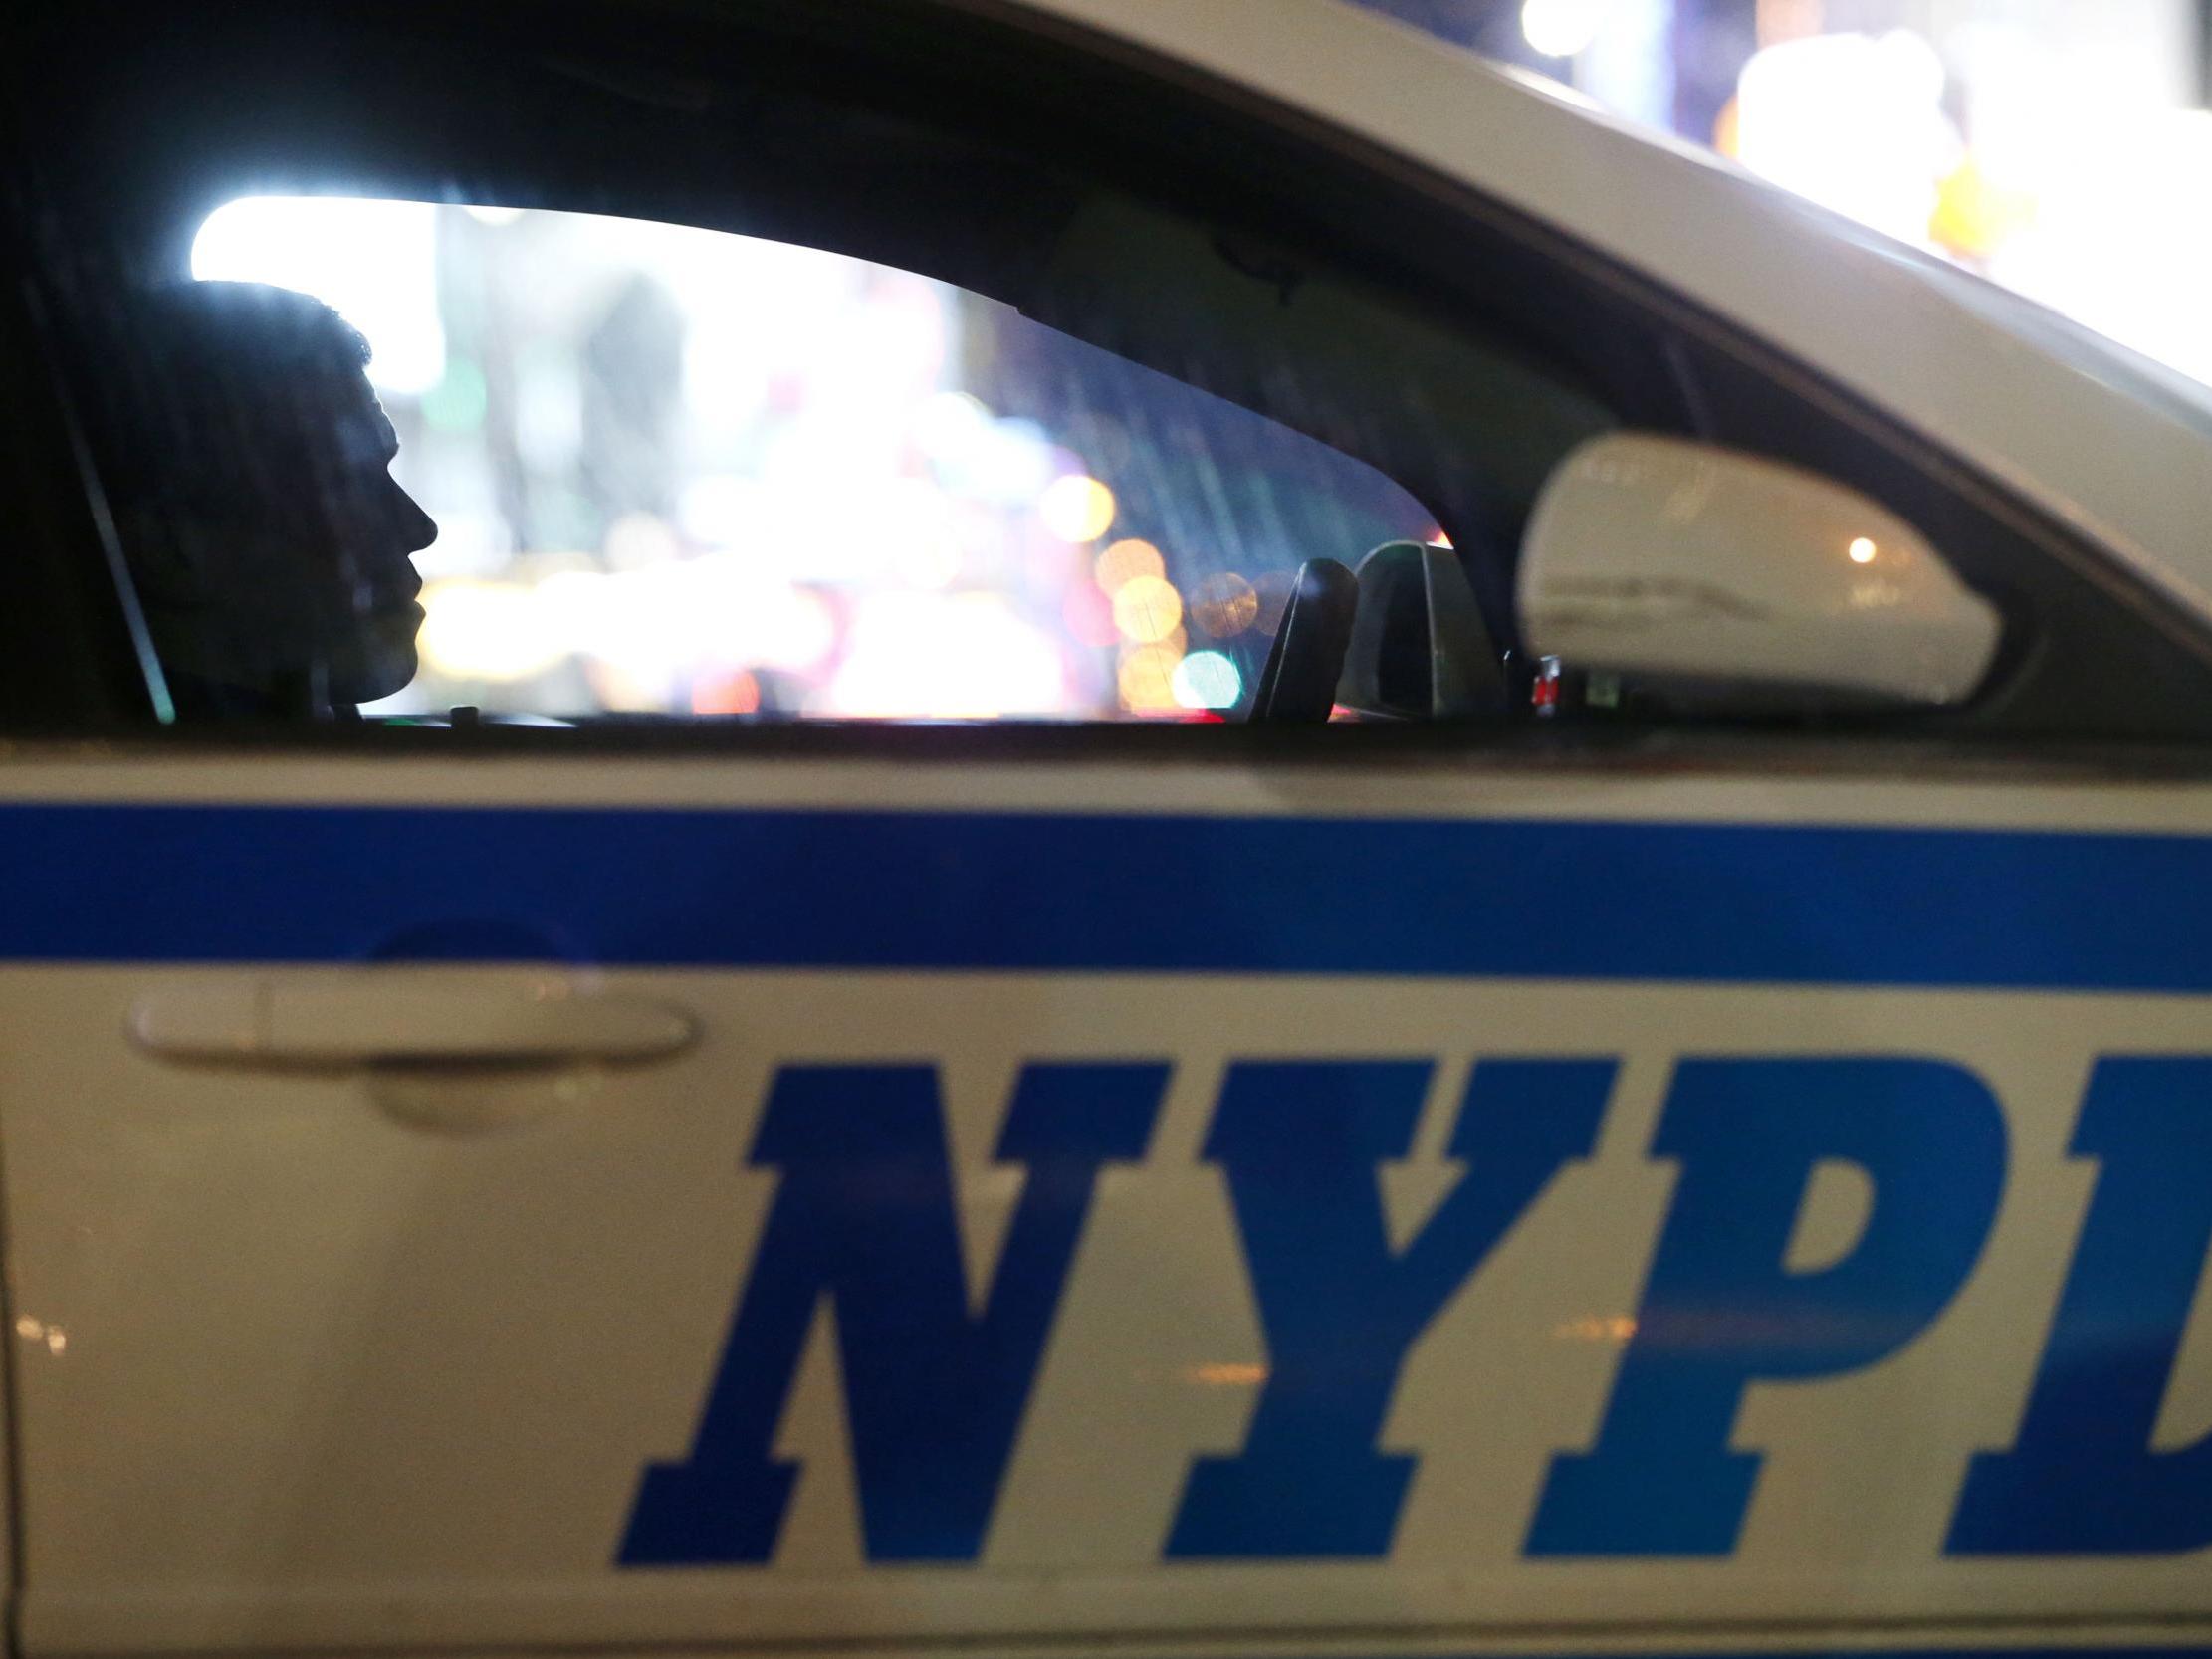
[620,1061,1167,1565]
[1949,1057,2212,1553]
[1528,1058,2006,1556]
[1167,1058,1614,1558]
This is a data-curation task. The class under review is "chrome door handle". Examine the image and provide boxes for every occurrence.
[129,971,697,1066]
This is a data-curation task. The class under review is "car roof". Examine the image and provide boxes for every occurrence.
[990,0,2212,627]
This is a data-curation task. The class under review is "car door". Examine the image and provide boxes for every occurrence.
[10,3,2212,1658]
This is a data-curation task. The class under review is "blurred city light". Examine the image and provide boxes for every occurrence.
[1096,538,1168,591]
[1358,0,2212,394]
[1118,645,1186,716]
[1735,32,1956,246]
[1040,474,1118,543]
[1521,0,1610,61]
[190,196,446,395]
[1112,575,1186,646]
[1990,106,2212,387]
[1190,572,1258,639]
[691,668,761,717]
[1173,651,1243,711]
[827,593,1066,719]
[193,194,1438,721]
[418,579,565,682]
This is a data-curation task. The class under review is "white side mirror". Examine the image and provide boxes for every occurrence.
[1518,434,2002,706]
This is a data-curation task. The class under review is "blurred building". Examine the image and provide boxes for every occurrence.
[1353,0,2212,386]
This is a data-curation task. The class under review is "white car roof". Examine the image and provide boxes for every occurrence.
[998,0,2212,628]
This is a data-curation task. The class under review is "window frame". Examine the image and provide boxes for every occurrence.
[0,191,171,728]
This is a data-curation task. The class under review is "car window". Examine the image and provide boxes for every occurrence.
[7,0,1639,732]
[12,0,2212,742]
[176,197,1454,723]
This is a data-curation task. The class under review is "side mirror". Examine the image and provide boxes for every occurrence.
[1518,434,2002,707]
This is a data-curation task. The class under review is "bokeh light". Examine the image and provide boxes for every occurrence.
[1190,571,1259,639]
[691,667,761,716]
[1172,650,1243,711]
[1039,473,1117,543]
[191,196,446,394]
[1118,645,1185,715]
[1112,574,1185,645]
[1061,582,1120,649]
[418,579,565,682]
[1521,0,1607,60]
[1095,538,1166,592]
[1250,571,1296,640]
[827,592,1066,719]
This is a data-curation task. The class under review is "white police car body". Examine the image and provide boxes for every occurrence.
[6,3,2212,1658]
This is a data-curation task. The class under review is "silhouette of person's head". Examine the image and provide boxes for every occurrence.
[85,281,437,717]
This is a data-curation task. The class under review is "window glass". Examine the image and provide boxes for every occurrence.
[177,197,1442,723]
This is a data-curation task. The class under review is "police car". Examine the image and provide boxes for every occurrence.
[7,0,2212,1656]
